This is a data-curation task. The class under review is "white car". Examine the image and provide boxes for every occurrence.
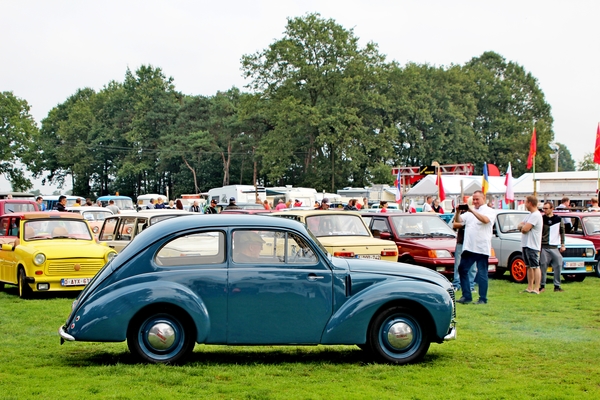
[491,210,596,283]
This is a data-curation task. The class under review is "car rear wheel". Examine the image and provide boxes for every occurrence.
[509,256,527,283]
[594,256,600,278]
[127,308,195,364]
[368,306,430,364]
[18,268,32,299]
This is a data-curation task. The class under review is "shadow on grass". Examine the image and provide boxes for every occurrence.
[1,285,79,300]
[59,344,443,367]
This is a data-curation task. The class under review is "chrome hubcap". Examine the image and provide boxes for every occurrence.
[147,322,176,350]
[387,321,413,350]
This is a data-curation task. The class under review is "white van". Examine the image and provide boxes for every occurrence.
[137,194,168,209]
[207,185,266,205]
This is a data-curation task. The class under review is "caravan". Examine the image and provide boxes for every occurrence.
[266,186,317,208]
[207,185,266,205]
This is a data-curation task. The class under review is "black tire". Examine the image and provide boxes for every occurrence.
[127,308,195,364]
[18,268,32,299]
[0,282,5,291]
[563,274,586,282]
[493,268,506,279]
[594,256,600,278]
[368,306,430,364]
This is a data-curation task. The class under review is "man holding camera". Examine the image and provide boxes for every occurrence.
[453,190,495,304]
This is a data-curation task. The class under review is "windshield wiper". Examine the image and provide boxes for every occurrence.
[429,233,456,238]
[401,232,428,237]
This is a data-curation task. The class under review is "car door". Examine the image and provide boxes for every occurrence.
[0,217,19,283]
[227,229,333,344]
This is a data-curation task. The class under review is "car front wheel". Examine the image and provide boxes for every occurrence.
[368,306,430,364]
[127,309,195,364]
[563,274,586,282]
[18,268,32,299]
[509,255,527,283]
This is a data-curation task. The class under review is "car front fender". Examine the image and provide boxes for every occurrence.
[67,281,210,343]
[321,280,453,344]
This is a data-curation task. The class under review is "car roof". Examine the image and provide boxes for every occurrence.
[66,206,113,212]
[3,211,84,220]
[554,211,600,217]
[272,210,363,217]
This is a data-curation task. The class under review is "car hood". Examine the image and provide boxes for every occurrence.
[500,232,594,247]
[399,237,456,251]
[26,240,111,258]
[333,257,451,287]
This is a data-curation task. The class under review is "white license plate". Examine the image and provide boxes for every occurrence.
[61,278,91,286]
[358,254,381,260]
[563,261,584,269]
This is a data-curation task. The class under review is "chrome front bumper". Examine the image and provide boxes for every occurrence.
[58,325,75,344]
[444,324,457,341]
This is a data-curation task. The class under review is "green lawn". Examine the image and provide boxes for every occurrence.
[1,277,599,399]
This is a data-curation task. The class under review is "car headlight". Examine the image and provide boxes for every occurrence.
[428,250,452,258]
[33,253,46,265]
[106,252,117,262]
[92,226,99,233]
[586,248,595,257]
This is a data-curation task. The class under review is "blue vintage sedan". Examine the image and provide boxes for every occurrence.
[59,215,456,364]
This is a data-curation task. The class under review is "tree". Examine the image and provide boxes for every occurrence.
[242,13,389,191]
[464,52,555,176]
[578,153,597,171]
[0,91,39,191]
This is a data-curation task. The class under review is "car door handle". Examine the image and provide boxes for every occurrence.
[307,273,324,281]
[109,245,115,248]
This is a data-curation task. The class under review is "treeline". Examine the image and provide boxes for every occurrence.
[2,13,568,198]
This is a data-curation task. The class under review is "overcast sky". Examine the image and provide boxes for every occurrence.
[2,0,599,193]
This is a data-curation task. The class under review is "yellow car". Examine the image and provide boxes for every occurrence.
[272,210,398,261]
[0,211,117,298]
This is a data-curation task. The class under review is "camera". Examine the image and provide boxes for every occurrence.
[458,204,469,211]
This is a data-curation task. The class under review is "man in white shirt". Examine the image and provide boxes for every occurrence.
[555,197,571,233]
[453,190,496,304]
[518,195,543,294]
[422,196,434,213]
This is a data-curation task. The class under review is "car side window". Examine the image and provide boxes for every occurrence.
[155,231,225,267]
[371,219,390,238]
[232,230,319,266]
[569,217,582,235]
[99,218,118,241]
[116,217,136,241]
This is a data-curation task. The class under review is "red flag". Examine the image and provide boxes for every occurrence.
[594,123,600,165]
[526,127,536,169]
[436,173,446,202]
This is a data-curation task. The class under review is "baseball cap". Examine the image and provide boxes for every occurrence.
[230,197,236,202]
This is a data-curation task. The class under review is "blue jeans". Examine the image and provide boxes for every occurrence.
[458,250,489,303]
[452,243,476,291]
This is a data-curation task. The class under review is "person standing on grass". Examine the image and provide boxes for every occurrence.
[518,195,543,294]
[539,201,565,293]
[453,190,495,305]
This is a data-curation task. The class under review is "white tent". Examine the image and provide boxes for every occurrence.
[404,175,509,198]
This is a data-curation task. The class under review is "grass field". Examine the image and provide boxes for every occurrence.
[1,276,599,399]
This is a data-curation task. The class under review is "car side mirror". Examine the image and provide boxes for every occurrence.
[379,232,392,240]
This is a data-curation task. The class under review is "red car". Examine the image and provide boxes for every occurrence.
[360,212,497,277]
[555,210,600,277]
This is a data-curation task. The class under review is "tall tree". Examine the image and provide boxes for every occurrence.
[242,13,388,191]
[554,142,575,171]
[1,92,39,191]
[464,52,554,175]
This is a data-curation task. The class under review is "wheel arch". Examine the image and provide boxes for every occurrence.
[67,281,210,343]
[321,281,452,345]
[127,302,198,343]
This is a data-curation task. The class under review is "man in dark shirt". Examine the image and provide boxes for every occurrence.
[54,195,67,212]
[225,197,241,210]
[539,201,565,292]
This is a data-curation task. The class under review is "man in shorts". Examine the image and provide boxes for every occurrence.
[518,195,543,294]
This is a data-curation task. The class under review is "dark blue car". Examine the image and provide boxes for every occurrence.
[59,215,456,364]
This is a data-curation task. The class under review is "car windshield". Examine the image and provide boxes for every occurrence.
[391,215,456,237]
[496,213,527,233]
[305,214,370,237]
[582,216,600,234]
[81,210,113,222]
[24,219,93,241]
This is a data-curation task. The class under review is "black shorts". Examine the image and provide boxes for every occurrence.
[522,247,540,268]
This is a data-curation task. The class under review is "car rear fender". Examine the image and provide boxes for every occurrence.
[321,280,453,344]
[68,281,210,343]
